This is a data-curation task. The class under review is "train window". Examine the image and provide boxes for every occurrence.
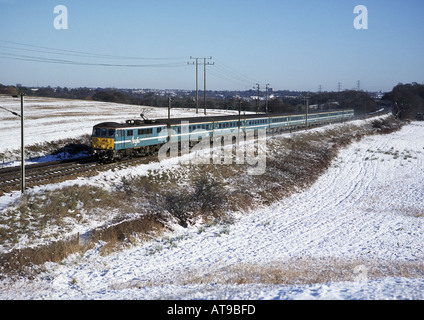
[157,127,162,133]
[127,130,133,137]
[138,128,153,135]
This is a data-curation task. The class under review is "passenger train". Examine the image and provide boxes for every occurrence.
[91,109,354,162]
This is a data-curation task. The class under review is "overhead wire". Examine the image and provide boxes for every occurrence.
[0,40,187,60]
[214,58,259,85]
[0,52,187,68]
[208,68,253,89]
[0,40,262,88]
[0,39,188,67]
[206,58,262,89]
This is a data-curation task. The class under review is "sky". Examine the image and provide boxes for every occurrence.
[0,0,423,92]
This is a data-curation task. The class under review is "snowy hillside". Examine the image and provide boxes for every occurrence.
[0,95,423,300]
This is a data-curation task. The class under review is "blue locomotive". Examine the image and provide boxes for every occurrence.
[91,109,354,161]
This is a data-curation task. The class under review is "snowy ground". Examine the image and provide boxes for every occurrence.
[0,95,423,300]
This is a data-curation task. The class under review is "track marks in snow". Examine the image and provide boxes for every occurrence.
[116,123,424,284]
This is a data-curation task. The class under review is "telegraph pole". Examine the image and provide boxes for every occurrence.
[168,97,172,119]
[203,57,214,115]
[188,57,199,113]
[304,94,310,128]
[188,56,214,115]
[0,94,25,193]
[254,83,260,114]
[265,83,270,113]
[20,93,25,193]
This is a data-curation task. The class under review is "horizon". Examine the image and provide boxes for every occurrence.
[2,83,391,94]
[1,1,423,92]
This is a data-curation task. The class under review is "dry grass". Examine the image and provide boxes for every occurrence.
[0,235,82,278]
[166,257,424,287]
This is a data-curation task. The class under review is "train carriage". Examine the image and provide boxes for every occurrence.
[92,109,354,162]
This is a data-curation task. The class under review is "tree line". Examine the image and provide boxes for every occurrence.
[2,83,422,119]
[382,82,424,120]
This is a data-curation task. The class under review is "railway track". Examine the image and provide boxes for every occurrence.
[0,114,382,195]
[0,154,157,194]
[0,157,101,193]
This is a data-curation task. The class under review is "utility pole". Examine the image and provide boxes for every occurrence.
[168,97,172,120]
[254,83,260,114]
[20,93,25,193]
[188,56,214,115]
[188,57,199,114]
[238,99,242,123]
[265,84,270,113]
[0,94,25,193]
[357,80,361,91]
[203,57,214,115]
[304,94,310,128]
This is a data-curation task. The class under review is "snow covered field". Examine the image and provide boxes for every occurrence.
[0,95,423,300]
[0,95,240,163]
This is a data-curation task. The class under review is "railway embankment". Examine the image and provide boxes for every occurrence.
[0,115,404,277]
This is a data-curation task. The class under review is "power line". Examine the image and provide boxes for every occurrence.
[213,58,258,84]
[0,52,187,68]
[208,68,253,89]
[0,39,186,60]
[0,39,189,68]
